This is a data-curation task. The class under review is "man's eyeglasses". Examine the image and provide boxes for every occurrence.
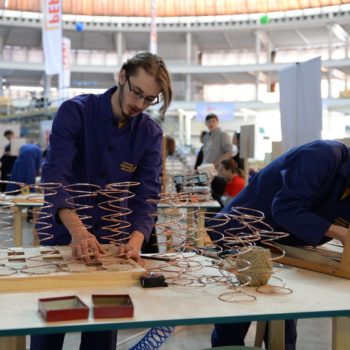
[126,75,160,106]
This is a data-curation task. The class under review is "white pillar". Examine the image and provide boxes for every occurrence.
[186,31,192,65]
[43,74,52,108]
[178,112,184,146]
[184,112,193,146]
[255,30,261,100]
[186,74,191,101]
[186,31,192,102]
[115,32,125,66]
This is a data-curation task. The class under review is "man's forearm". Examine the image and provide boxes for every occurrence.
[128,230,145,250]
[58,208,85,235]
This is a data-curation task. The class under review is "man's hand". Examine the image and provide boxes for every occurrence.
[325,224,349,245]
[70,226,106,263]
[119,231,145,266]
[58,208,106,262]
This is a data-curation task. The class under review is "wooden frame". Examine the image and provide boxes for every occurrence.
[271,229,350,279]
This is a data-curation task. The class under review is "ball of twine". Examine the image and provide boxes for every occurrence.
[236,246,273,287]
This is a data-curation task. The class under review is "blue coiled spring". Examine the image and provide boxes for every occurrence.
[129,326,175,350]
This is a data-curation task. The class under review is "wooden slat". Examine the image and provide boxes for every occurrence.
[0,336,25,350]
[339,227,350,271]
[332,317,350,350]
[0,245,145,293]
[272,239,350,280]
[268,320,285,350]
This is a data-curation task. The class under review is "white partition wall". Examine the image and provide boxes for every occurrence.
[279,57,322,153]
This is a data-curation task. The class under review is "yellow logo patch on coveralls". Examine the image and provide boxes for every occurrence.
[120,161,137,173]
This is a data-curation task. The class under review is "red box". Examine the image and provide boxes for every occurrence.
[38,296,89,322]
[92,294,134,319]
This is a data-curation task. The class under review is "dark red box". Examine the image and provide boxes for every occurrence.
[92,294,134,319]
[38,296,89,322]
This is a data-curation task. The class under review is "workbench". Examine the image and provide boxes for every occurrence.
[1,256,350,350]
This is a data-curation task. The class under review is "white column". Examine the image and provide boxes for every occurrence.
[255,30,261,100]
[0,36,4,60]
[43,74,52,107]
[186,74,191,102]
[115,32,125,66]
[186,31,192,101]
[328,26,333,98]
[178,112,184,146]
[184,112,193,146]
[186,31,192,65]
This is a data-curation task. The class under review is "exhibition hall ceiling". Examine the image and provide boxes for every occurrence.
[3,0,350,17]
[0,0,349,107]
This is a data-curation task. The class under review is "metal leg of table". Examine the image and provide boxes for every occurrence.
[332,316,350,349]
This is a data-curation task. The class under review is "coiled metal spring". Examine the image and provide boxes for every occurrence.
[129,326,175,350]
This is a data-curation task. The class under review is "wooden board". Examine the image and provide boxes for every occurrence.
[0,245,145,292]
[272,241,350,279]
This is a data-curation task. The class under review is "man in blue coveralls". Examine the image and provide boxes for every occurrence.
[30,52,172,350]
[209,140,350,349]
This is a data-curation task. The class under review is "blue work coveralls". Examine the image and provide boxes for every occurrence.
[40,86,162,245]
[31,86,163,350]
[209,140,350,349]
[8,143,42,189]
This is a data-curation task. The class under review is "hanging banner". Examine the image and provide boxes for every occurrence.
[42,0,62,75]
[149,0,157,54]
[59,37,71,100]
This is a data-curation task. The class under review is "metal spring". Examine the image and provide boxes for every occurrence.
[28,182,62,245]
[98,182,139,249]
[64,183,101,231]
[0,180,25,247]
[129,326,175,350]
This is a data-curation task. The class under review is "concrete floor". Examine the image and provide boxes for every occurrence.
[19,213,332,350]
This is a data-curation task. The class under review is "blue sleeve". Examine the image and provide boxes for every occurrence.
[127,129,162,241]
[271,145,341,246]
[41,100,82,216]
[35,147,42,173]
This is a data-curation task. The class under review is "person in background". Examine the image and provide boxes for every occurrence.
[220,158,245,204]
[0,129,17,192]
[202,113,233,169]
[210,175,227,208]
[6,141,42,221]
[7,142,42,188]
[209,139,350,349]
[30,52,172,350]
[194,130,207,169]
[232,131,244,170]
[3,129,14,154]
[165,135,176,157]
